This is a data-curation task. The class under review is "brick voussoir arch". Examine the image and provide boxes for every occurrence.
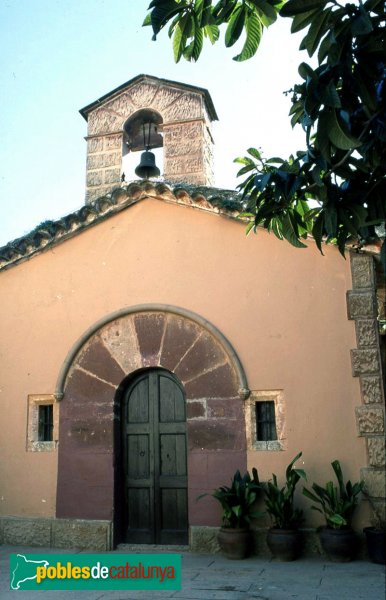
[55,304,249,401]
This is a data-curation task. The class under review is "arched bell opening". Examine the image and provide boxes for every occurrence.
[122,109,163,181]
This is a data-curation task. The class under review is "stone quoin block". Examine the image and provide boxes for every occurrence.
[356,405,385,434]
[87,138,104,153]
[356,319,378,347]
[360,376,384,404]
[367,437,386,467]
[347,291,376,319]
[86,170,103,187]
[360,468,386,498]
[87,152,121,170]
[104,168,121,185]
[104,135,122,150]
[351,348,380,375]
[350,254,375,289]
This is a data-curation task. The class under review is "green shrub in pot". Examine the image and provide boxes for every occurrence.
[263,451,307,560]
[303,460,364,561]
[198,469,262,558]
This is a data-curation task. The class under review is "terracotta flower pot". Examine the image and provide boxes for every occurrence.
[266,528,303,561]
[319,527,358,562]
[217,527,251,559]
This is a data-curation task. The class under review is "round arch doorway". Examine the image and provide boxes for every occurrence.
[121,368,188,545]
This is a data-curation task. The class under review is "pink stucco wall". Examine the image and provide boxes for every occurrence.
[0,197,366,527]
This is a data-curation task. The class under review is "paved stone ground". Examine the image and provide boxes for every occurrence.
[1,545,384,599]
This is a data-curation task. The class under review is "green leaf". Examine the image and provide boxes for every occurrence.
[193,0,211,26]
[312,212,324,254]
[173,13,194,62]
[204,23,220,43]
[326,110,362,151]
[236,163,257,176]
[247,147,262,160]
[298,62,314,80]
[282,213,307,248]
[317,31,331,63]
[324,203,337,237]
[143,13,152,26]
[266,157,285,164]
[199,0,213,26]
[213,0,237,23]
[225,4,246,48]
[351,7,373,36]
[303,487,323,504]
[355,67,378,113]
[280,0,327,18]
[183,24,204,61]
[338,208,358,237]
[250,0,278,27]
[245,220,256,235]
[328,514,347,526]
[150,0,187,37]
[233,9,262,61]
[291,8,320,33]
[316,110,331,161]
[331,460,346,497]
[301,8,331,57]
[321,81,341,108]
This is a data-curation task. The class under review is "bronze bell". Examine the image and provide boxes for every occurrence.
[135,150,160,179]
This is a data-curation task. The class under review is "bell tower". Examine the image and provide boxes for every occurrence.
[80,74,218,203]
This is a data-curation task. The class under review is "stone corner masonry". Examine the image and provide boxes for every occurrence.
[349,252,386,520]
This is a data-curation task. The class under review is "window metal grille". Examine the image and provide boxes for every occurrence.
[38,405,53,441]
[255,401,277,441]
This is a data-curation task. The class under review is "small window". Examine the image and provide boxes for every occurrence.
[27,394,58,451]
[245,390,285,451]
[256,401,277,441]
[38,405,53,441]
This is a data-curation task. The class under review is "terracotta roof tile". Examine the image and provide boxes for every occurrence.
[0,181,244,271]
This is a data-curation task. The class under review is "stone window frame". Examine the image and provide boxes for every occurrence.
[245,390,285,451]
[27,394,59,452]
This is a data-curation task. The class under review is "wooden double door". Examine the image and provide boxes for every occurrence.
[122,369,188,544]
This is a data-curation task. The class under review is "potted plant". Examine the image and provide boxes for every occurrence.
[199,469,262,559]
[263,451,307,561]
[363,492,386,564]
[303,460,364,562]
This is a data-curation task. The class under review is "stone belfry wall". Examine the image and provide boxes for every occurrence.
[80,75,218,203]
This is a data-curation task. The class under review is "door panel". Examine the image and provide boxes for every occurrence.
[127,435,149,479]
[123,369,188,544]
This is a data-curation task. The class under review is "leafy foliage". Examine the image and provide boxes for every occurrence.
[144,1,283,62]
[263,451,307,529]
[303,460,364,529]
[144,0,386,266]
[198,468,263,528]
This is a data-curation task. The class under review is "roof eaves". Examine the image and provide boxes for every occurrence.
[0,182,243,272]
